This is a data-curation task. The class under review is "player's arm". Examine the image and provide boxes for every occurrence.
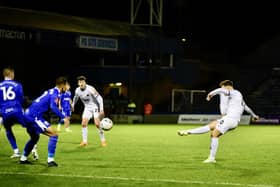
[50,94,65,120]
[18,83,25,105]
[243,101,259,121]
[97,94,104,119]
[58,97,62,111]
[71,90,79,109]
[90,87,104,115]
[69,97,74,111]
[68,91,73,105]
[206,88,229,101]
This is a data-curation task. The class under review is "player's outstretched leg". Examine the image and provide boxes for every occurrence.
[178,125,211,136]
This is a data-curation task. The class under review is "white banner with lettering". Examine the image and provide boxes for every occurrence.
[177,114,251,125]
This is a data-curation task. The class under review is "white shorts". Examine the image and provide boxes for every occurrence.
[82,107,99,120]
[216,116,239,134]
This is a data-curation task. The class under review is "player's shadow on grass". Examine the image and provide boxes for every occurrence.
[215,163,261,177]
[11,159,49,168]
[1,155,43,168]
[58,140,80,145]
[58,144,102,153]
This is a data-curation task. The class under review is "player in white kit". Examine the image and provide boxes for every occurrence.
[218,81,259,120]
[178,80,258,163]
[72,76,106,147]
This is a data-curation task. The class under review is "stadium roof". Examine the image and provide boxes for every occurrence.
[0,6,146,37]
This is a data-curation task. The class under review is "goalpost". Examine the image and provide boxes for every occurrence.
[171,89,206,113]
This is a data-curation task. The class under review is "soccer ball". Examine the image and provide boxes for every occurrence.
[100,117,113,131]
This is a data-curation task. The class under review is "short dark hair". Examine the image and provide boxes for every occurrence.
[219,80,233,87]
[77,75,86,81]
[56,76,67,85]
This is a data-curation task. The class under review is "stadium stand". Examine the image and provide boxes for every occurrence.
[247,68,280,117]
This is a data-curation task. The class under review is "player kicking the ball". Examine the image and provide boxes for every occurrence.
[178,80,259,163]
[72,76,106,147]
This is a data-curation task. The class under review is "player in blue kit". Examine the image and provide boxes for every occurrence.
[57,82,72,132]
[0,67,27,158]
[19,76,69,167]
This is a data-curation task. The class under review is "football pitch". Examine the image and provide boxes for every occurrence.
[0,124,280,187]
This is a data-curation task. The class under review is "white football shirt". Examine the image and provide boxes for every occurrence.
[208,88,244,121]
[74,84,100,110]
[217,90,257,118]
[219,92,229,115]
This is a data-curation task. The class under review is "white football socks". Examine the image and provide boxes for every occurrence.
[209,137,219,159]
[14,148,20,154]
[48,157,54,163]
[82,127,88,142]
[188,125,210,134]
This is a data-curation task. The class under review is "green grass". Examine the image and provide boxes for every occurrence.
[0,124,280,187]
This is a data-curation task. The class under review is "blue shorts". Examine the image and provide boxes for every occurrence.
[25,115,51,134]
[2,110,26,128]
[62,109,71,118]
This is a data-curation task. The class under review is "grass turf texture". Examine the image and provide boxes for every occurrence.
[0,124,279,187]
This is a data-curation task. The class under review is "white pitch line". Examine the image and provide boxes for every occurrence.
[0,171,276,187]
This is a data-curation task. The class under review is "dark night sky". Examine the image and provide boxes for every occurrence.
[200,1,280,55]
